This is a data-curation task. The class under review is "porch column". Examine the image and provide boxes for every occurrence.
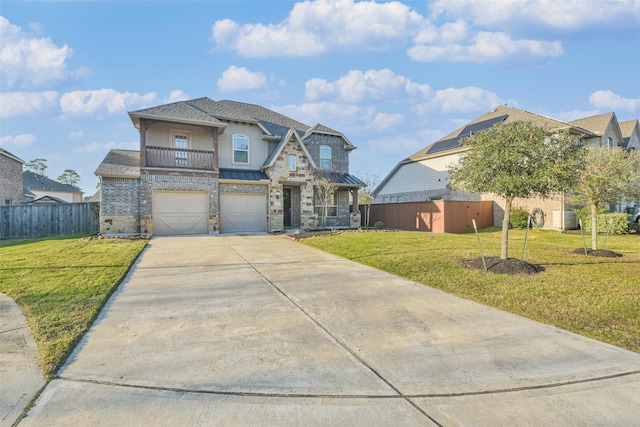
[352,188,359,212]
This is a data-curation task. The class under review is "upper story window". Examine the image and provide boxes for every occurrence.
[233,135,249,164]
[173,132,189,166]
[320,145,332,170]
[289,154,296,171]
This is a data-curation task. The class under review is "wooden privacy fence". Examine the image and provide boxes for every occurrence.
[0,202,100,239]
[362,200,494,233]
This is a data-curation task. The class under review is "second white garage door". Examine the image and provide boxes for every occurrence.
[220,193,266,233]
[153,191,209,236]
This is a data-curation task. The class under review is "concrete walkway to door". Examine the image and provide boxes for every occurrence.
[18,235,640,426]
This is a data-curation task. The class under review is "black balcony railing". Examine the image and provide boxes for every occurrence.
[145,146,215,170]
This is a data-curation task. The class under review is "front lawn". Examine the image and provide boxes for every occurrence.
[301,228,640,353]
[0,236,148,378]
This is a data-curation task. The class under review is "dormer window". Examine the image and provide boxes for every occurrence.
[320,145,332,170]
[233,135,249,164]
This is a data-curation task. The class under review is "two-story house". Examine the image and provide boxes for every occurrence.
[0,148,25,205]
[95,98,363,236]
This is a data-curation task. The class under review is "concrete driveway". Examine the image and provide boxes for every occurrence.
[19,235,640,426]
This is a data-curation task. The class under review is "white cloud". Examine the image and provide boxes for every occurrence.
[589,90,640,112]
[305,69,432,103]
[217,66,267,93]
[76,140,139,154]
[0,91,58,118]
[409,31,563,62]
[59,89,157,117]
[368,135,422,154]
[0,133,37,148]
[413,86,503,114]
[275,101,375,128]
[0,16,86,89]
[211,0,424,57]
[429,0,640,31]
[370,112,405,132]
[163,90,190,103]
[69,130,84,139]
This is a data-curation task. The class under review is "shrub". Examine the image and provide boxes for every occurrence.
[510,207,530,229]
[580,212,632,234]
[374,221,385,229]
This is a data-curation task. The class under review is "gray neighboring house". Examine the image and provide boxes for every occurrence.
[0,148,24,205]
[22,170,84,204]
[619,119,640,151]
[95,97,364,236]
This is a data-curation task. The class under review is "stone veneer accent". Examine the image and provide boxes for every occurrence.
[0,154,23,205]
[269,136,316,231]
[140,173,219,235]
[100,177,140,234]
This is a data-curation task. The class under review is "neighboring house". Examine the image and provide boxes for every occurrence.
[26,195,70,204]
[372,105,609,230]
[95,97,363,236]
[569,112,626,149]
[619,119,640,151]
[23,170,84,203]
[0,148,25,205]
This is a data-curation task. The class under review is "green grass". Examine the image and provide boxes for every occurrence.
[0,236,148,378]
[301,228,640,353]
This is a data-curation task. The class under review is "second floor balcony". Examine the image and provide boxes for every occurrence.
[144,146,216,170]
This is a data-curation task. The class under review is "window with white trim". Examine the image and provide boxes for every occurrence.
[233,135,249,164]
[320,145,332,170]
[289,154,296,171]
[173,132,189,166]
[315,191,338,217]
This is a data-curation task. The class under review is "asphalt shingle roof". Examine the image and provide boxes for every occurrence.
[23,170,82,193]
[1,148,25,163]
[94,150,141,178]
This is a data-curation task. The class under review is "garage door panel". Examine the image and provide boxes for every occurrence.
[154,191,209,236]
[220,194,265,233]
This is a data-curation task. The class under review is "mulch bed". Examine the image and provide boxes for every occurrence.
[571,248,623,257]
[282,228,397,241]
[462,257,545,275]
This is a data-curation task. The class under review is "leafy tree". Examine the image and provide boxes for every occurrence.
[312,169,340,230]
[24,158,48,176]
[357,171,381,228]
[449,120,586,259]
[57,169,81,187]
[570,147,640,250]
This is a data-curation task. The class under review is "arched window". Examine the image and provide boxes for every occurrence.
[233,135,249,163]
[320,145,332,170]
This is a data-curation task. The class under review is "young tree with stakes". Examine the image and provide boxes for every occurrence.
[449,120,586,260]
[570,146,640,250]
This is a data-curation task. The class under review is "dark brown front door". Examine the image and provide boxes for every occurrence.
[283,187,292,227]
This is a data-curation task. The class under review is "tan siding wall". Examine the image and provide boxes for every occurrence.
[145,123,213,151]
[217,122,268,170]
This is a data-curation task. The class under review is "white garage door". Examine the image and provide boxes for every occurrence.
[153,191,209,236]
[220,193,266,233]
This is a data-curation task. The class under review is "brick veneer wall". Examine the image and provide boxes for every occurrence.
[100,177,140,234]
[0,155,23,205]
[140,173,220,235]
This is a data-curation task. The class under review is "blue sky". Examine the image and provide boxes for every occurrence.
[1,0,639,195]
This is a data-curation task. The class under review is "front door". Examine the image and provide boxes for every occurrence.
[283,187,292,227]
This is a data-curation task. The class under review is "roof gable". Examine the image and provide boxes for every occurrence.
[0,148,25,164]
[263,128,317,169]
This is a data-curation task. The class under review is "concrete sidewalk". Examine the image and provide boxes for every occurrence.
[0,293,45,427]
[16,235,640,426]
